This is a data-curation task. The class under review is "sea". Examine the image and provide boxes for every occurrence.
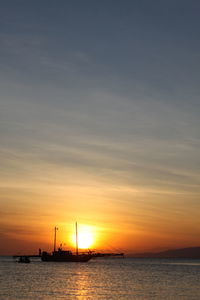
[1,256,200,300]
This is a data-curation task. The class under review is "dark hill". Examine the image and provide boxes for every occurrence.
[132,247,200,258]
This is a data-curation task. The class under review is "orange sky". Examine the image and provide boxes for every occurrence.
[1,168,200,255]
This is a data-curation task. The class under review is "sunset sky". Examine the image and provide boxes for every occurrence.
[1,1,200,255]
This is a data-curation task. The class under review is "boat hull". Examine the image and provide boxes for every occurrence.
[41,252,92,262]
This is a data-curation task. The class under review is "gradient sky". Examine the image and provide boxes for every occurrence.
[1,0,200,254]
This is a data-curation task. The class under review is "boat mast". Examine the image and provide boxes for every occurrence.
[54,227,58,252]
[76,222,79,255]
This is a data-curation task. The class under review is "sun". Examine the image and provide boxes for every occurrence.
[78,232,93,249]
[71,225,94,249]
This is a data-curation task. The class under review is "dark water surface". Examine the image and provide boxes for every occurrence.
[0,257,200,299]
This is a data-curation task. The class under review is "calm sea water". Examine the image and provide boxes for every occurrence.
[1,256,200,299]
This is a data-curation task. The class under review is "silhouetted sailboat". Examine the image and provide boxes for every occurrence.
[41,223,92,262]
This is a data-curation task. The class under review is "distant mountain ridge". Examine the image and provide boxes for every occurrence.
[132,247,200,258]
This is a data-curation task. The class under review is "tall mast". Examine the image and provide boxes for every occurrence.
[54,227,58,252]
[76,222,79,255]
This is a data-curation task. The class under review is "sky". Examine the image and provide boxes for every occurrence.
[0,0,200,255]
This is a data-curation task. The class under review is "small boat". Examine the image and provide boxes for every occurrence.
[18,256,30,263]
[41,223,92,263]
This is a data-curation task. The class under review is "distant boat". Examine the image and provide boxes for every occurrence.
[41,223,92,262]
[18,256,30,263]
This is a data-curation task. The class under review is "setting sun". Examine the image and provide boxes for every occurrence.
[71,225,94,249]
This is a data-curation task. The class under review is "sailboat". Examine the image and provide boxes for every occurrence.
[41,223,92,262]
